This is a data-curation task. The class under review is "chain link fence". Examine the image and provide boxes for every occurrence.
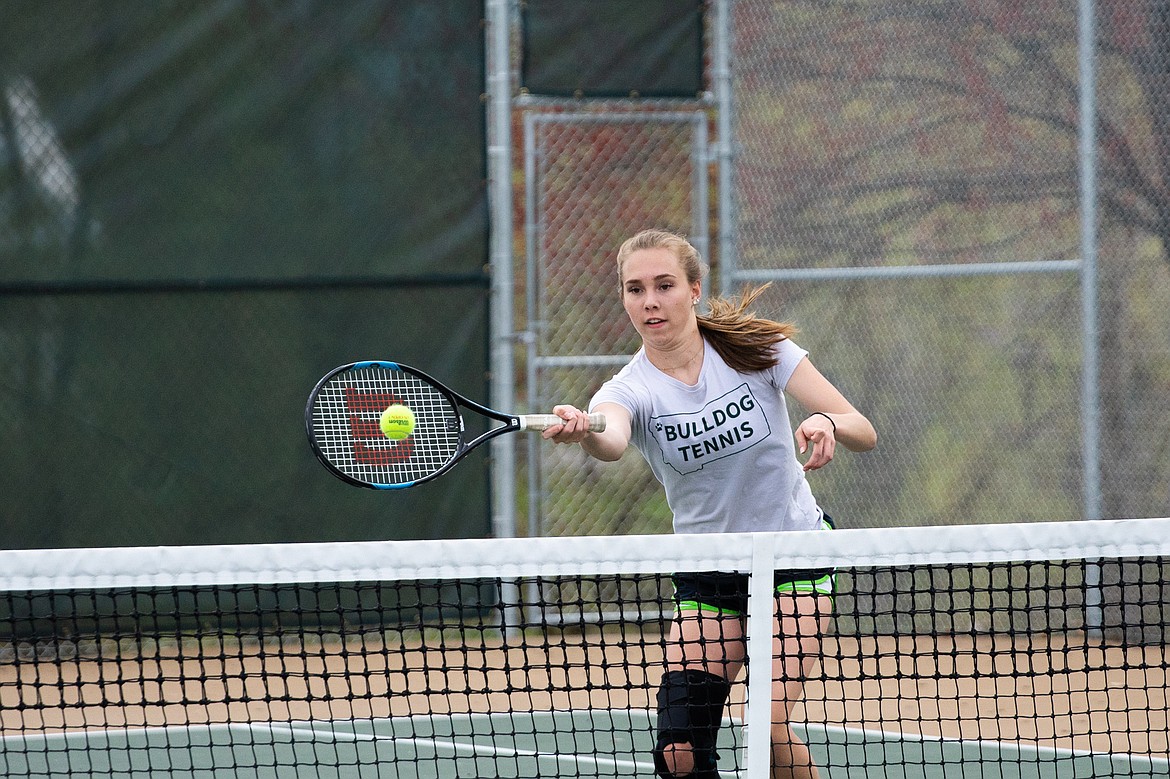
[725,0,1091,529]
[519,107,710,537]
[515,0,1170,535]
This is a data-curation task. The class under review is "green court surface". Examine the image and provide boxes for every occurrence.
[3,710,1167,778]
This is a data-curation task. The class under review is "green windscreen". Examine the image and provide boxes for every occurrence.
[521,0,705,98]
[0,2,490,547]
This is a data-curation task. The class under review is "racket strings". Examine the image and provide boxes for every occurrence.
[311,367,461,485]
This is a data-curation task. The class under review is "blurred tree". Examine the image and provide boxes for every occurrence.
[737,0,1170,521]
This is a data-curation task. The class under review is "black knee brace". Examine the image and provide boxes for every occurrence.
[652,669,732,779]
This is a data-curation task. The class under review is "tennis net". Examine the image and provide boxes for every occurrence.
[2,517,1168,778]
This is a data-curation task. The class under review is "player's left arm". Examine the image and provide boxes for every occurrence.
[785,357,877,471]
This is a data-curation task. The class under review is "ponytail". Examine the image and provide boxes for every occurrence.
[698,284,797,373]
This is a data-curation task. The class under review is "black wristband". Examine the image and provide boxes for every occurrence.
[811,411,836,432]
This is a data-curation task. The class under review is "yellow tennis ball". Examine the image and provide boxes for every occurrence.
[379,404,415,440]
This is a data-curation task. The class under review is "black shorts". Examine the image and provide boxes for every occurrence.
[671,515,836,616]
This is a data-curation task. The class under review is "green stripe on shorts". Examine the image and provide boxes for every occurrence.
[676,599,742,616]
[775,572,836,596]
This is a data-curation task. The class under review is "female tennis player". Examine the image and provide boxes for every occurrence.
[543,229,877,779]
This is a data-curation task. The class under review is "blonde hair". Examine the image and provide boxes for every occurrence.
[617,229,706,285]
[617,229,797,373]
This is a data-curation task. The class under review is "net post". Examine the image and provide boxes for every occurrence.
[743,532,776,779]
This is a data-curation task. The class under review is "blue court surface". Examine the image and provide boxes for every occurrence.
[3,709,1167,778]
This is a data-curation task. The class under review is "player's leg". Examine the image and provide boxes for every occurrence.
[769,515,837,779]
[655,572,747,779]
[768,586,833,779]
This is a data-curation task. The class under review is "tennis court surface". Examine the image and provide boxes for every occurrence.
[3,518,1169,777]
[5,710,1168,778]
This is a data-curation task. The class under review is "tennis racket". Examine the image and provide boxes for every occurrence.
[305,360,606,489]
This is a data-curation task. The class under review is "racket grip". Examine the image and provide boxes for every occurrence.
[519,413,607,432]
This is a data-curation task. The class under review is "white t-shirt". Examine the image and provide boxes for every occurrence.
[589,338,821,534]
